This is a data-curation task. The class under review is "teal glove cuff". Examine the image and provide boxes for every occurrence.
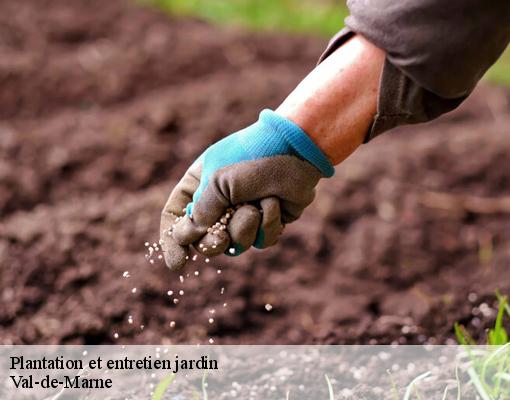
[258,110,335,178]
[238,109,334,177]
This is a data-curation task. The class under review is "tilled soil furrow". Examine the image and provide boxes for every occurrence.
[1,0,510,345]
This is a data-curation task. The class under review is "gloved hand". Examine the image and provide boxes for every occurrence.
[160,109,334,270]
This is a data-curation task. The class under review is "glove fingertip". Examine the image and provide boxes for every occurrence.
[162,239,189,271]
[195,229,230,256]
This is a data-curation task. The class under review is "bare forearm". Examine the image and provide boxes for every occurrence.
[276,35,385,164]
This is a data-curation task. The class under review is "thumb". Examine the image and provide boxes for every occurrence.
[160,162,201,270]
[172,180,230,246]
[160,211,189,271]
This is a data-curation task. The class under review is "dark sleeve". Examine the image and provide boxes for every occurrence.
[319,0,510,141]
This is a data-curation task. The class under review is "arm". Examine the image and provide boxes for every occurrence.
[277,35,384,164]
[160,36,385,270]
[161,2,509,270]
[324,0,510,140]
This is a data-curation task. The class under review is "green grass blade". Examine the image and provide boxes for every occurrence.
[441,386,449,400]
[489,296,508,345]
[492,345,510,397]
[202,371,208,400]
[496,290,510,320]
[455,323,477,346]
[481,343,510,398]
[387,369,400,400]
[152,373,176,400]
[482,343,510,377]
[467,367,492,400]
[325,374,334,400]
[403,371,431,400]
[494,372,510,382]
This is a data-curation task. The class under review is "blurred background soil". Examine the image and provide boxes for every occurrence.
[1,0,510,345]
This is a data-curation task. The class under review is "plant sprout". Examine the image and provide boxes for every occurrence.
[454,291,510,399]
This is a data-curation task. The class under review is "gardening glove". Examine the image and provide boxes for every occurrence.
[160,109,334,271]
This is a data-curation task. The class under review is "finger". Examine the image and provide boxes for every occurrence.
[160,212,189,271]
[253,197,283,249]
[160,162,202,270]
[162,236,189,271]
[194,229,230,257]
[280,187,316,224]
[162,162,201,217]
[173,178,230,245]
[226,204,261,256]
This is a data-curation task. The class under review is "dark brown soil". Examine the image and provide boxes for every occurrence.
[1,0,510,345]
